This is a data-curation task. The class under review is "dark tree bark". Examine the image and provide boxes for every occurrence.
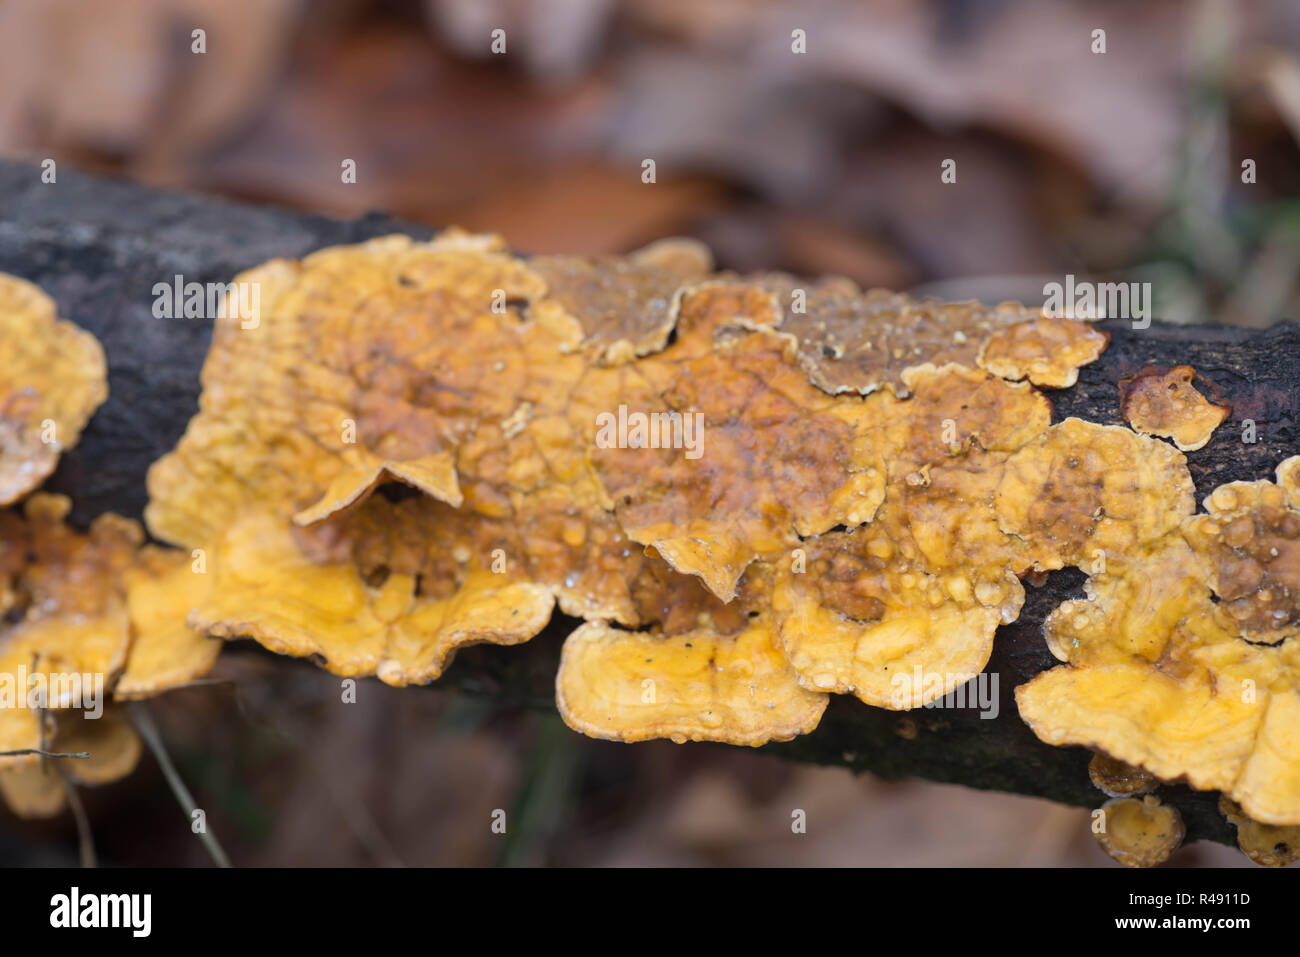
[4,159,1299,847]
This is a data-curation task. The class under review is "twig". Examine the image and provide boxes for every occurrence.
[127,703,231,868]
[34,690,96,868]
[52,763,97,869]
[233,682,405,867]
[0,748,90,759]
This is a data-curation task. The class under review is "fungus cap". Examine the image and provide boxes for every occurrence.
[1095,796,1184,868]
[191,508,554,685]
[556,617,827,745]
[0,495,137,767]
[0,276,107,506]
[977,315,1108,388]
[1220,795,1299,867]
[1088,752,1157,797]
[1121,365,1228,452]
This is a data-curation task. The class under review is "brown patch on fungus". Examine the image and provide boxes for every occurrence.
[995,418,1195,572]
[1220,795,1300,867]
[1019,460,1300,825]
[0,494,136,766]
[1088,752,1157,797]
[1121,365,1229,452]
[883,366,1051,476]
[1095,796,1184,868]
[0,275,108,506]
[1183,470,1300,643]
[590,290,887,601]
[977,315,1108,388]
[770,285,1051,397]
[528,237,712,365]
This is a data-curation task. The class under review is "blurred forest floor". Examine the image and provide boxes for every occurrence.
[3,0,1298,865]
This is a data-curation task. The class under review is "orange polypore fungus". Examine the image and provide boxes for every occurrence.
[978,315,1108,388]
[589,286,887,601]
[995,418,1195,572]
[0,275,107,506]
[771,484,1026,706]
[0,709,142,819]
[1095,796,1185,868]
[1220,795,1300,867]
[1018,456,1300,826]
[0,494,137,764]
[193,505,554,685]
[11,221,1300,844]
[0,494,218,817]
[1088,752,1156,797]
[116,546,220,698]
[1183,478,1300,643]
[1121,365,1228,452]
[769,286,1102,397]
[557,613,827,746]
[142,231,1122,744]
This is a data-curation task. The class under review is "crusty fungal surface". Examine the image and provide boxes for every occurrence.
[0,709,142,819]
[138,230,1300,784]
[0,494,137,767]
[767,284,1104,397]
[1220,795,1299,867]
[1095,796,1185,868]
[0,275,107,506]
[1088,752,1157,798]
[1018,456,1300,825]
[556,616,827,746]
[0,493,220,818]
[978,315,1109,388]
[116,546,221,699]
[1121,365,1229,452]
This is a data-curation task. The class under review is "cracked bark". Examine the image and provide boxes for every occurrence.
[4,159,1298,847]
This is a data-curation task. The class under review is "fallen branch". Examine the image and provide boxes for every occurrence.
[4,159,1299,846]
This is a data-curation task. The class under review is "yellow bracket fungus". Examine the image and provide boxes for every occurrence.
[978,315,1108,388]
[127,226,1291,797]
[556,615,827,746]
[1018,456,1300,827]
[1,495,219,818]
[8,226,1292,845]
[1220,795,1299,867]
[1095,796,1184,868]
[139,232,1121,744]
[1088,752,1156,798]
[1121,365,1229,452]
[0,275,107,506]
